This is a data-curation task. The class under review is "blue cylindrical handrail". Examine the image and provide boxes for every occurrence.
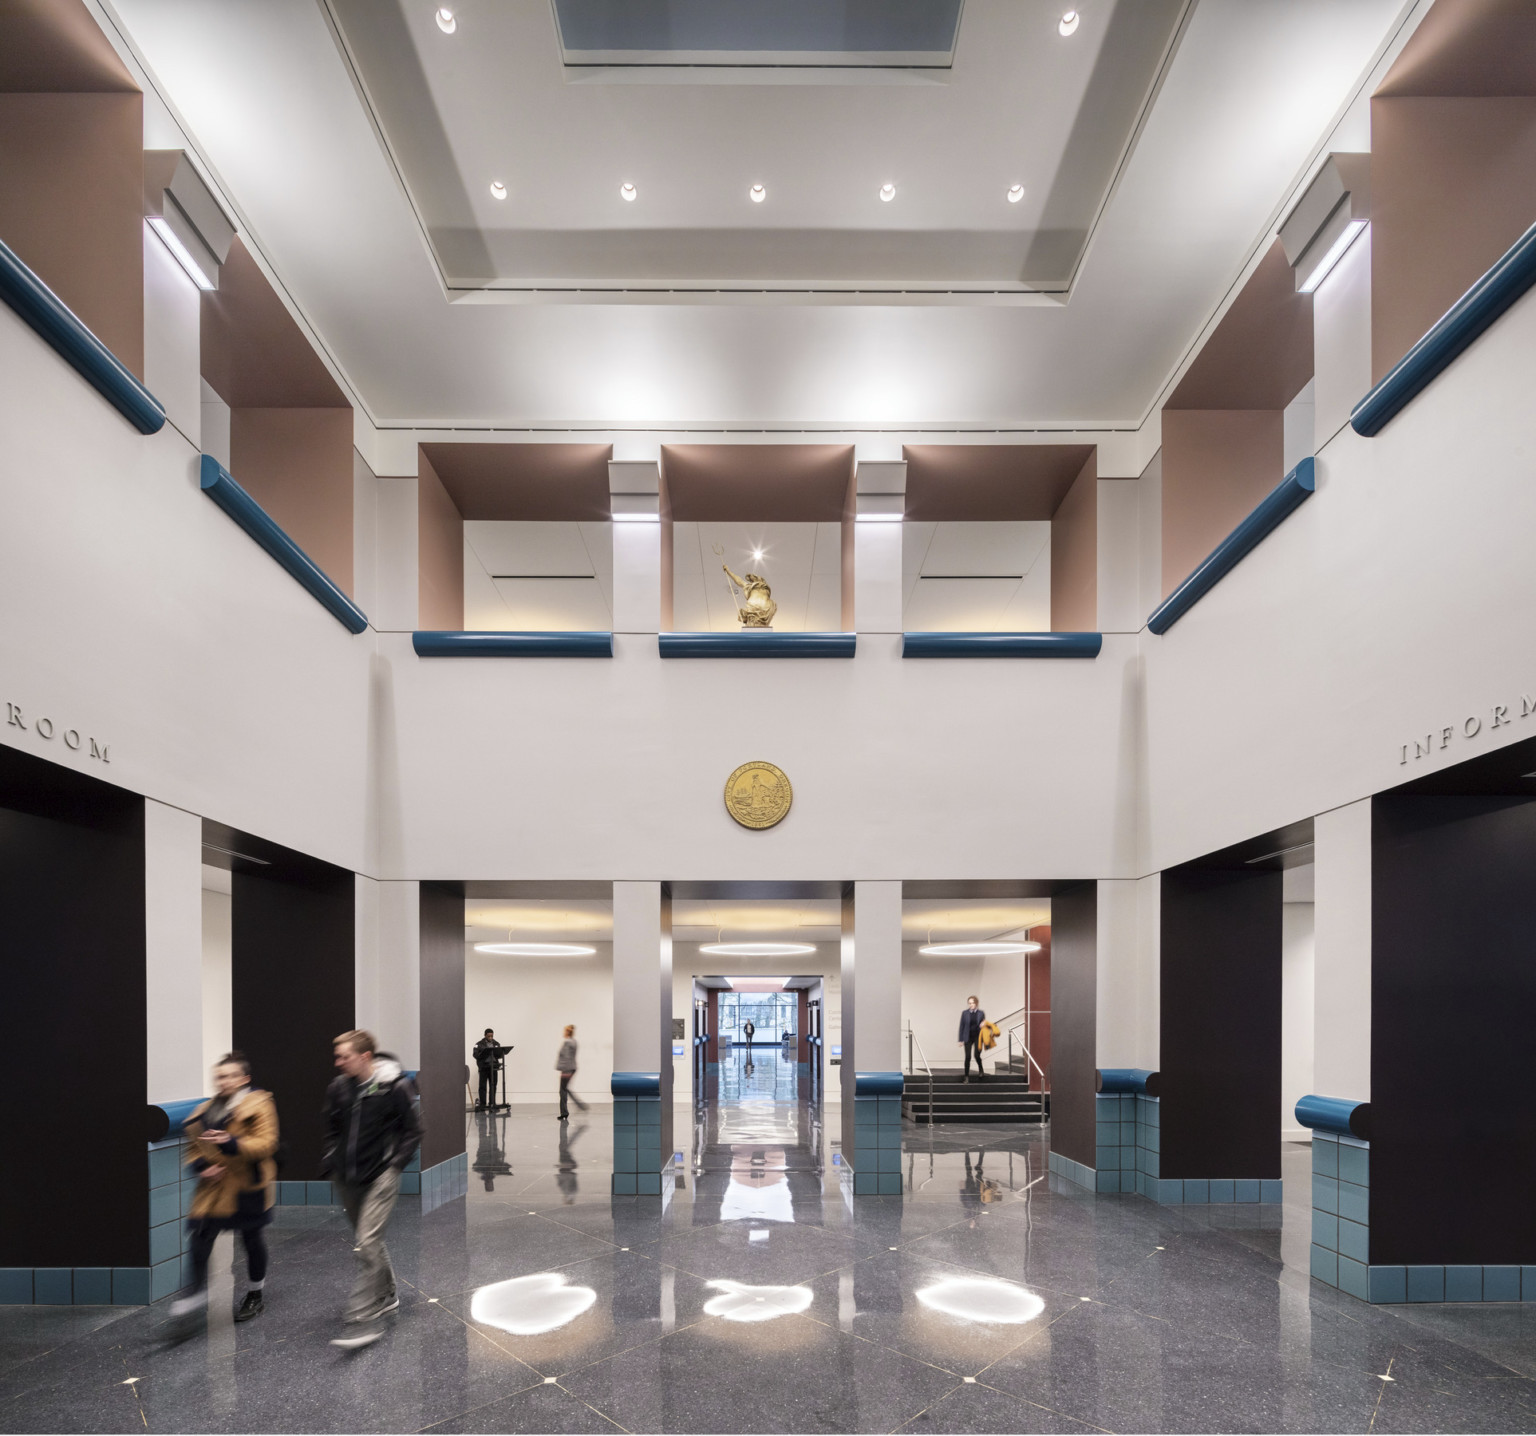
[199,455,368,634]
[0,236,166,435]
[1097,1068,1160,1095]
[413,630,612,657]
[1352,217,1536,437]
[902,631,1103,658]
[147,1097,208,1143]
[658,631,856,658]
[1295,1094,1370,1139]
[1148,457,1316,636]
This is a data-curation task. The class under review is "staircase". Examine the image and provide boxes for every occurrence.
[902,1069,1049,1125]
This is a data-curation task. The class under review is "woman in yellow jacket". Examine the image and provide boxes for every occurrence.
[169,1051,279,1327]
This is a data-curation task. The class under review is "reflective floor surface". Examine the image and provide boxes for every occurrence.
[3,1049,1535,1433]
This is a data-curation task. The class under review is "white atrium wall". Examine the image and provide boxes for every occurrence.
[464,944,615,1105]
[200,866,232,1086]
[464,522,614,632]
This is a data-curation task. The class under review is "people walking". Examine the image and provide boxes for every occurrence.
[959,995,987,1082]
[472,1028,500,1110]
[556,1025,588,1120]
[168,1052,278,1333]
[322,1030,421,1350]
[742,1018,755,1046]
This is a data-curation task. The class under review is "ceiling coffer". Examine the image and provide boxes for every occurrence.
[143,150,236,291]
[1279,152,1370,294]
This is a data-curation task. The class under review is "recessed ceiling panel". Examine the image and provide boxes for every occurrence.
[551,0,964,68]
[326,0,1187,296]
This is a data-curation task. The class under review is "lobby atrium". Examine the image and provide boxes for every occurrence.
[3,0,1536,1433]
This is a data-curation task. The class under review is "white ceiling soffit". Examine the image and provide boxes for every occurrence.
[325,0,1186,298]
[104,0,1410,427]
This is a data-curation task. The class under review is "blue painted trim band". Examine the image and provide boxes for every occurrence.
[902,631,1102,658]
[658,631,856,658]
[413,630,613,657]
[199,456,368,634]
[854,1071,904,1097]
[1097,1068,1159,1095]
[1296,1094,1371,1139]
[146,1098,208,1143]
[1352,217,1536,437]
[611,1071,661,1097]
[0,237,166,435]
[1147,457,1315,636]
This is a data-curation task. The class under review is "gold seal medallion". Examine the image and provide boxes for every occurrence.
[724,761,793,830]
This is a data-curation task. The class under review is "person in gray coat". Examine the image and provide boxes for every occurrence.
[556,1024,589,1120]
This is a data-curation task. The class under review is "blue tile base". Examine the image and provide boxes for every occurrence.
[1079,1094,1278,1203]
[850,1081,904,1197]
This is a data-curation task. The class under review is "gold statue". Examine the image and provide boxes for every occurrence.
[722,564,777,628]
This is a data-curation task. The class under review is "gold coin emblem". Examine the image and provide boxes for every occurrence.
[724,761,793,830]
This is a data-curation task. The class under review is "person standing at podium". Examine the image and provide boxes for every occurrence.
[473,1029,501,1110]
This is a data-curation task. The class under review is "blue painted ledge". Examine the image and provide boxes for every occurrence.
[146,1098,208,1143]
[200,456,368,633]
[1352,217,1536,437]
[611,1071,661,1097]
[1098,1068,1160,1095]
[413,630,613,658]
[0,236,165,434]
[1296,1093,1371,1140]
[854,1071,904,1097]
[1148,457,1315,636]
[903,631,1102,658]
[659,631,856,658]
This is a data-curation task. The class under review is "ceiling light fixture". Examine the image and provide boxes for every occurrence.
[919,940,1042,957]
[751,548,764,561]
[1298,219,1367,293]
[620,182,636,202]
[749,183,766,204]
[702,942,816,958]
[435,7,457,34]
[611,511,659,523]
[1058,10,1080,36]
[1007,184,1025,204]
[474,942,596,957]
[879,183,896,203]
[489,181,507,200]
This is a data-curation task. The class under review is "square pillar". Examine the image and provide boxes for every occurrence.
[145,799,204,1105]
[611,881,672,1195]
[842,881,903,1196]
[1313,799,1371,1102]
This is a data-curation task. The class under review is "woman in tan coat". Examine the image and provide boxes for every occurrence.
[169,1051,279,1327]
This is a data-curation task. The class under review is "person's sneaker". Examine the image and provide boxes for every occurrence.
[330,1323,383,1350]
[168,1293,206,1320]
[372,1294,400,1318]
[234,1291,265,1323]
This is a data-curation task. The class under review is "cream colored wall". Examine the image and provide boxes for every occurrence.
[200,878,232,1087]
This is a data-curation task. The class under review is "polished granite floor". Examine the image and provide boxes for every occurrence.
[4,1049,1535,1434]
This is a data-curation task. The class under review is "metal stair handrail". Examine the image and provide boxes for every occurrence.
[1005,1020,1047,1087]
[904,1023,935,1111]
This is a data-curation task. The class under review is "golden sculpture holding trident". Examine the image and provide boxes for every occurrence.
[713,543,777,628]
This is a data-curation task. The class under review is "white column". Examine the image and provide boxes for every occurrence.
[1281,886,1316,1137]
[613,881,670,1080]
[1313,799,1371,1100]
[145,800,205,1103]
[356,877,421,1068]
[1313,226,1372,450]
[200,868,232,1081]
[1096,876,1159,1070]
[611,461,662,634]
[143,224,202,444]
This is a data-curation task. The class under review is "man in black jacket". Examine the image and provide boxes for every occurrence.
[472,1029,500,1110]
[323,1029,421,1349]
[958,996,987,1083]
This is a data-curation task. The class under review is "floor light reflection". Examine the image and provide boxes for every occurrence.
[703,1279,813,1322]
[469,1273,597,1335]
[914,1276,1045,1324]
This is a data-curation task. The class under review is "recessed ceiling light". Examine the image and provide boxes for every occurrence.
[879,182,896,203]
[489,181,507,200]
[1059,10,1080,36]
[1007,184,1025,204]
[620,182,636,202]
[435,7,456,34]
[749,183,766,204]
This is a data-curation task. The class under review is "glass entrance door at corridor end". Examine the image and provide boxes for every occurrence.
[720,991,796,1046]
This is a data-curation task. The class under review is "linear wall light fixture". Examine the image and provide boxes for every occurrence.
[1279,153,1369,295]
[144,151,235,291]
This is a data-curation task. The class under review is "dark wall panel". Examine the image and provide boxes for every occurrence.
[1160,867,1281,1179]
[0,748,146,1265]
[1050,883,1097,1167]
[419,880,466,1169]
[232,865,354,1178]
[1372,794,1536,1264]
